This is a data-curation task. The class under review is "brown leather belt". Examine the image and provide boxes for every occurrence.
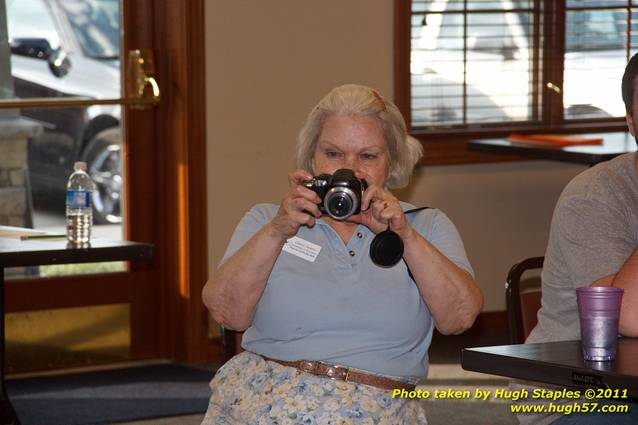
[262,355,416,391]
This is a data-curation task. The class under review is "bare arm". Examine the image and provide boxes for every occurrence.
[402,229,483,335]
[349,184,483,335]
[554,197,638,337]
[203,222,288,330]
[591,246,638,337]
[202,170,321,330]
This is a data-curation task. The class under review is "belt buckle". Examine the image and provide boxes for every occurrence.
[299,361,317,374]
[325,364,348,381]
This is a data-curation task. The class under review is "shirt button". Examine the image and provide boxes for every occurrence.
[357,232,363,238]
[349,250,356,257]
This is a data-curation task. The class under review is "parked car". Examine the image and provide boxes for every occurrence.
[7,0,122,224]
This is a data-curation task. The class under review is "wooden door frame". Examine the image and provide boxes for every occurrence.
[123,0,211,362]
[5,0,211,367]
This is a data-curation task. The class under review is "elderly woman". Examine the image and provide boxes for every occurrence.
[202,84,483,424]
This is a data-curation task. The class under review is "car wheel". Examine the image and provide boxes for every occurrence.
[81,127,122,224]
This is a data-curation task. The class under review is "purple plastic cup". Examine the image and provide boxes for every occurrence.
[576,286,623,361]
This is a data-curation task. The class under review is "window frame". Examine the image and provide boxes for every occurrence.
[395,0,631,165]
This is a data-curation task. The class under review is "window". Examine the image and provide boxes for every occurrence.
[397,0,638,163]
[6,0,124,228]
[410,0,536,128]
[563,2,637,119]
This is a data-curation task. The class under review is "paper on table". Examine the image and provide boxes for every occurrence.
[0,225,48,239]
[508,133,604,147]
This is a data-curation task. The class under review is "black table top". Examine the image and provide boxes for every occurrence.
[468,132,637,165]
[462,339,638,397]
[0,238,154,268]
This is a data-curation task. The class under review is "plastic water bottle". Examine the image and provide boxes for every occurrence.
[66,161,95,245]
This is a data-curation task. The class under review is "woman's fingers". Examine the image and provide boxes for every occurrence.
[371,198,389,218]
[362,185,385,211]
[380,199,402,220]
[288,169,321,205]
[292,183,321,204]
[289,210,316,227]
[288,197,321,218]
[271,170,323,239]
[357,193,413,238]
[288,169,314,187]
[272,198,317,239]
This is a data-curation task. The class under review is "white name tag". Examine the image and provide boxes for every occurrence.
[282,236,322,262]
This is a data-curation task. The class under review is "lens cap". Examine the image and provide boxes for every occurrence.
[370,229,404,267]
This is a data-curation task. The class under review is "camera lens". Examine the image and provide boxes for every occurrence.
[327,193,353,218]
[324,186,359,220]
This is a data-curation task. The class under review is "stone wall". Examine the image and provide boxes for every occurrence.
[0,117,42,227]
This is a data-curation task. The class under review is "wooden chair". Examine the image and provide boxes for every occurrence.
[221,327,244,361]
[505,256,544,344]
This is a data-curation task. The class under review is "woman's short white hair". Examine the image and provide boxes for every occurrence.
[295,84,423,189]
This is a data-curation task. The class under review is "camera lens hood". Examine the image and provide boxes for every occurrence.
[324,187,357,220]
[370,229,404,267]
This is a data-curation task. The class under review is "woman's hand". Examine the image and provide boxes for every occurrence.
[347,174,416,241]
[268,170,322,240]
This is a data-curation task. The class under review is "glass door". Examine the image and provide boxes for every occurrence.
[1,0,163,373]
[7,0,127,234]
[2,0,210,374]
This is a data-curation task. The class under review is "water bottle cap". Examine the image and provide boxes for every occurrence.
[74,161,87,171]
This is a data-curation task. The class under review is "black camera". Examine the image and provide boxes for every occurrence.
[303,169,368,220]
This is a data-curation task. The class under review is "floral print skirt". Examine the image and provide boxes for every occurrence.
[201,351,427,425]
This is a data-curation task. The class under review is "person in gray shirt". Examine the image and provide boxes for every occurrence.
[201,84,483,424]
[518,53,638,425]
[529,52,638,343]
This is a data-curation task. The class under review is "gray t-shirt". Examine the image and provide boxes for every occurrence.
[527,152,638,343]
[220,202,474,380]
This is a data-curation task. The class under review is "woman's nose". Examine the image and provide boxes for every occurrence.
[343,157,359,171]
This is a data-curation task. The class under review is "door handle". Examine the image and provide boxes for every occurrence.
[126,49,160,109]
[0,49,160,109]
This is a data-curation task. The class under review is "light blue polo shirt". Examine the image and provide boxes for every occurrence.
[220,202,474,381]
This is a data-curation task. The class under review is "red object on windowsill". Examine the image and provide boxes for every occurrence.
[507,133,604,147]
